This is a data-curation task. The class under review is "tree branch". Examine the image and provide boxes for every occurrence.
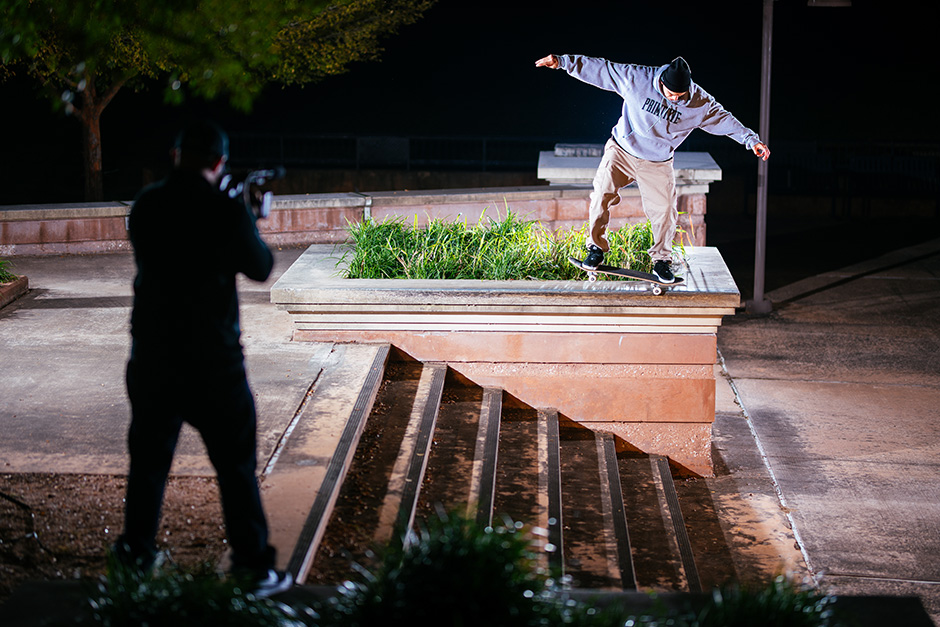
[98,70,136,110]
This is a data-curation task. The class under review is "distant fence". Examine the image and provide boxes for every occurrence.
[692,139,940,197]
[230,133,939,198]
[229,133,558,172]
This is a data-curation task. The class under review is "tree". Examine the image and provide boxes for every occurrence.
[0,0,435,201]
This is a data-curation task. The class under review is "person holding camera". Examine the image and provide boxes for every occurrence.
[116,120,291,597]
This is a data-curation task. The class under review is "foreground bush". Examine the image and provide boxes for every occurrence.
[87,512,842,626]
[87,555,309,626]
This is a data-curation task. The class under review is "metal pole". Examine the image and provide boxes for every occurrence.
[748,0,774,314]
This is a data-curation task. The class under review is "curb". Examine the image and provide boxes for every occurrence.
[0,275,28,311]
[766,237,940,305]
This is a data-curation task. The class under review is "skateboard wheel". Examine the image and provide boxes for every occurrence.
[652,286,663,295]
[588,272,598,283]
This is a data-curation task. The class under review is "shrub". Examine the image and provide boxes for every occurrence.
[696,576,839,627]
[84,515,842,627]
[86,554,311,627]
[0,258,16,283]
[318,510,672,627]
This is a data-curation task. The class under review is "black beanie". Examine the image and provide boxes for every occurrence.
[662,57,691,92]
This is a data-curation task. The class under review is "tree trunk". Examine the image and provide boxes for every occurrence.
[74,73,130,202]
[80,103,104,202]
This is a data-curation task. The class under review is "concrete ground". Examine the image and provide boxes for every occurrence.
[1,237,938,624]
[717,238,940,623]
[0,246,321,476]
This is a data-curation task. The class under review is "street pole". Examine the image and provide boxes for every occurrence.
[747,0,774,314]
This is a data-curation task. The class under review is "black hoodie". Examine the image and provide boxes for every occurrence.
[127,169,273,371]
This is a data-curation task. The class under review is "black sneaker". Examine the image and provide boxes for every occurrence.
[652,260,676,284]
[249,569,293,598]
[583,244,605,270]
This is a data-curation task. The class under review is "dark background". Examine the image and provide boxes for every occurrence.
[3,0,938,297]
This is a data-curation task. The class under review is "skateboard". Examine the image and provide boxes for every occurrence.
[568,257,683,295]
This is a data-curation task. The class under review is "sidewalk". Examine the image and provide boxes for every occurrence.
[1,239,938,624]
[0,247,319,476]
[717,237,940,624]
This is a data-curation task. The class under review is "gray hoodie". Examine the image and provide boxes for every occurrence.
[556,55,761,162]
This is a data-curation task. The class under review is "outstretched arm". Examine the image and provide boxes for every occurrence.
[701,100,771,161]
[535,54,558,69]
[535,54,628,95]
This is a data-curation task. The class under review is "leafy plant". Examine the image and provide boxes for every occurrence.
[321,512,548,625]
[341,208,661,281]
[317,511,842,627]
[86,552,313,627]
[319,510,661,627]
[696,576,839,627]
[83,516,844,627]
[1,0,435,200]
[0,258,17,283]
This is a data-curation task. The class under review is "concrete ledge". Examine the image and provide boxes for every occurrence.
[0,200,132,256]
[538,149,722,186]
[272,245,740,476]
[0,201,131,221]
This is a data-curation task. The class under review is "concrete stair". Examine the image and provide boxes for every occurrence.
[263,343,705,593]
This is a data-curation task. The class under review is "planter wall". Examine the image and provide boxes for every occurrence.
[271,245,740,476]
[0,275,28,310]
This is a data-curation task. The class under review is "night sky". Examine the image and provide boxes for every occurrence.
[214,0,936,143]
[3,0,937,203]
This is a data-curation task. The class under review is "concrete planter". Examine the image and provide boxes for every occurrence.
[0,275,28,311]
[271,245,739,476]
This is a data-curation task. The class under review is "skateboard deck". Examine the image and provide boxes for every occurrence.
[568,257,683,295]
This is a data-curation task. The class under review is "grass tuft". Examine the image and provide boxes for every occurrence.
[341,208,663,281]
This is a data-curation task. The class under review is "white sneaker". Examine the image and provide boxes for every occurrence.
[250,569,293,598]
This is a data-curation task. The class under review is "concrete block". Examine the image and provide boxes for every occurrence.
[0,275,28,310]
[291,330,717,366]
[450,362,716,424]
[596,421,714,477]
[274,245,739,476]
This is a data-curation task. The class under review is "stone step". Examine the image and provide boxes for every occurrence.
[261,342,391,578]
[374,362,446,551]
[273,346,703,592]
[558,423,633,589]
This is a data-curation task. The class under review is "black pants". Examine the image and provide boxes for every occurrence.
[120,359,275,572]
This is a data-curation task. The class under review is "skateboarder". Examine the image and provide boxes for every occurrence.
[535,54,770,282]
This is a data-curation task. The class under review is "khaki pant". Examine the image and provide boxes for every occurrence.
[587,138,677,262]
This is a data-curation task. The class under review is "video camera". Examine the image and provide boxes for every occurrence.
[219,166,286,219]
